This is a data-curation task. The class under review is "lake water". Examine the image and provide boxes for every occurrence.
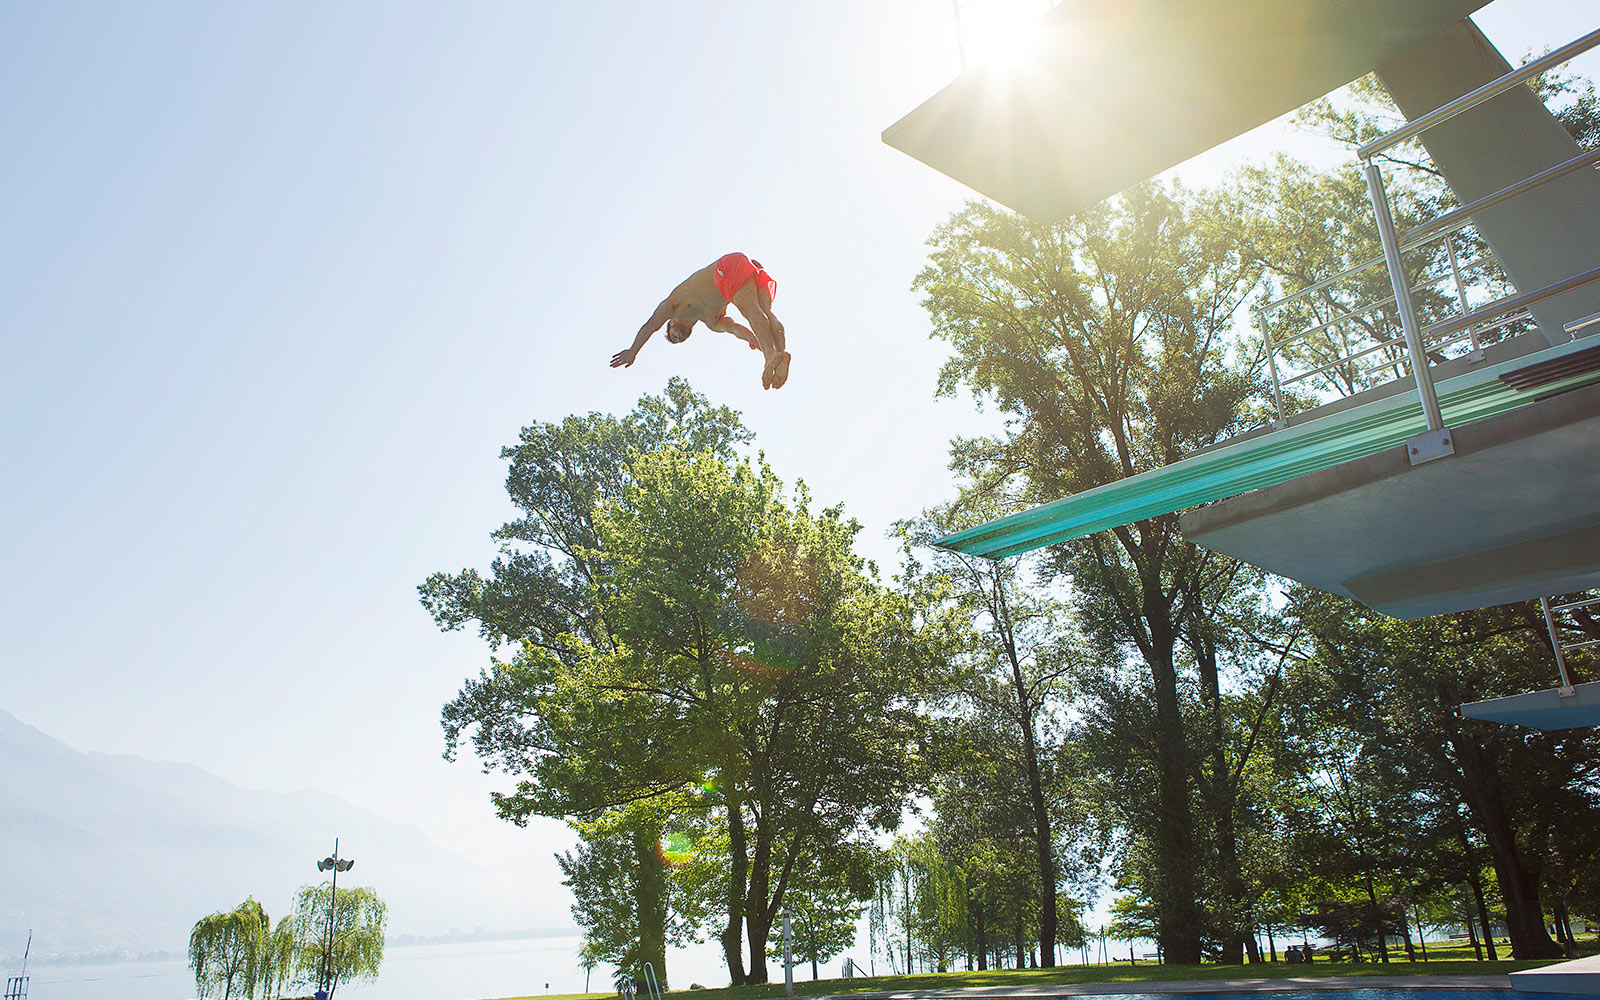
[21,935,741,1000]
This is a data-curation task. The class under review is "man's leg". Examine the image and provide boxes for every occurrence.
[731,283,784,388]
[753,283,790,388]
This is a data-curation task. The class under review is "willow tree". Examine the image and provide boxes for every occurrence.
[189,898,271,1000]
[916,186,1262,963]
[291,882,386,998]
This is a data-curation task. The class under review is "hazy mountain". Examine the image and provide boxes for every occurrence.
[0,709,564,961]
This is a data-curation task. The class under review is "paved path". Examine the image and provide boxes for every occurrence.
[817,975,1516,1000]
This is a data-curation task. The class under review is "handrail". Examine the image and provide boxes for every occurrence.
[1258,27,1600,432]
[1260,214,1487,315]
[641,962,661,1000]
[1423,266,1600,340]
[1404,146,1600,244]
[1271,253,1496,349]
[1359,27,1600,159]
[1567,311,1600,337]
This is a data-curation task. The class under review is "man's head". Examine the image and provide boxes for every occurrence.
[665,318,693,344]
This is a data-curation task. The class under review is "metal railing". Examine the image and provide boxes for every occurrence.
[1256,222,1523,426]
[1542,593,1599,696]
[1256,27,1600,448]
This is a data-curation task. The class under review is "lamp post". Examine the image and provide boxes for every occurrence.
[314,839,355,1000]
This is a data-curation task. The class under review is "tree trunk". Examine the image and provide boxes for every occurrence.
[1148,627,1203,964]
[974,900,987,970]
[1448,739,1561,958]
[1014,906,1026,970]
[1194,633,1249,965]
[1552,896,1574,959]
[722,800,748,985]
[632,825,669,989]
[1364,874,1389,963]
[1462,893,1483,960]
[994,573,1059,967]
[1466,864,1499,961]
[744,816,774,984]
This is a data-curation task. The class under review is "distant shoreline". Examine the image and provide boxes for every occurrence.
[388,927,581,948]
[1,928,581,968]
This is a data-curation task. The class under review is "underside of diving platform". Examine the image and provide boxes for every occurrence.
[1461,680,1600,731]
[882,0,1491,221]
[1180,378,1600,619]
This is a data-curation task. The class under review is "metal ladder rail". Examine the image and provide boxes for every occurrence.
[1540,593,1600,696]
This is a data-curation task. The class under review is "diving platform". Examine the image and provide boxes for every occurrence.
[1461,681,1600,731]
[884,0,1492,222]
[1508,953,1600,995]
[936,334,1600,620]
[893,2,1600,645]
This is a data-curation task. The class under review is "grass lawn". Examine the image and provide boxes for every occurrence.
[486,944,1594,1000]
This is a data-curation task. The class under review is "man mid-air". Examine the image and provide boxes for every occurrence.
[610,253,791,390]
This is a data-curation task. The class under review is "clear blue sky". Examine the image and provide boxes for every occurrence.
[2,0,1595,972]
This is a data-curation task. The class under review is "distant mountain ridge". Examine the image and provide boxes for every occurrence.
[0,709,561,961]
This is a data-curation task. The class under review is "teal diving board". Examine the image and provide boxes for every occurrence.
[935,335,1600,561]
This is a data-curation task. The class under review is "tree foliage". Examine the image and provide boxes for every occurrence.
[290,882,386,997]
[425,382,936,985]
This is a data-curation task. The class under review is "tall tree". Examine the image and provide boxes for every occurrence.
[916,186,1262,962]
[188,898,272,1000]
[426,379,752,983]
[593,445,930,982]
[429,391,932,984]
[1290,588,1599,958]
[899,503,1084,966]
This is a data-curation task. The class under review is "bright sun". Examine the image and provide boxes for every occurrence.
[955,0,1061,73]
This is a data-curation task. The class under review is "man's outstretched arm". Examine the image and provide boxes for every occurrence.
[611,299,672,368]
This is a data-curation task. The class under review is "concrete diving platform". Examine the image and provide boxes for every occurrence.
[1180,376,1600,620]
[1509,953,1600,995]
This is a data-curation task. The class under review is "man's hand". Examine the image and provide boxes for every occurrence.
[610,347,638,368]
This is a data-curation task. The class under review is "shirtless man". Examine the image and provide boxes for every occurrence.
[610,253,791,389]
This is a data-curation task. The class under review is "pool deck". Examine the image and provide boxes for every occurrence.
[1511,955,1600,995]
[819,975,1522,1000]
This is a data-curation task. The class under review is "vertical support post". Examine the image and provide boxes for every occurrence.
[1444,236,1483,360]
[1540,597,1578,695]
[783,910,794,998]
[1363,159,1454,462]
[1257,306,1288,428]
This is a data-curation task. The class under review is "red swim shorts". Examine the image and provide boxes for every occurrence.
[712,252,777,303]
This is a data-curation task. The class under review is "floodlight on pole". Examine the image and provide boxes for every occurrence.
[313,838,354,1000]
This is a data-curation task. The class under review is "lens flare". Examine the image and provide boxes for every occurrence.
[659,832,695,867]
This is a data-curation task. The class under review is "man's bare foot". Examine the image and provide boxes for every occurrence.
[768,352,791,390]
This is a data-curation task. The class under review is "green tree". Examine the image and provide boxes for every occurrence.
[899,502,1088,967]
[427,379,752,984]
[429,388,933,985]
[593,445,930,982]
[1289,588,1600,958]
[188,898,271,1000]
[916,185,1263,963]
[291,882,386,997]
[264,916,295,999]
